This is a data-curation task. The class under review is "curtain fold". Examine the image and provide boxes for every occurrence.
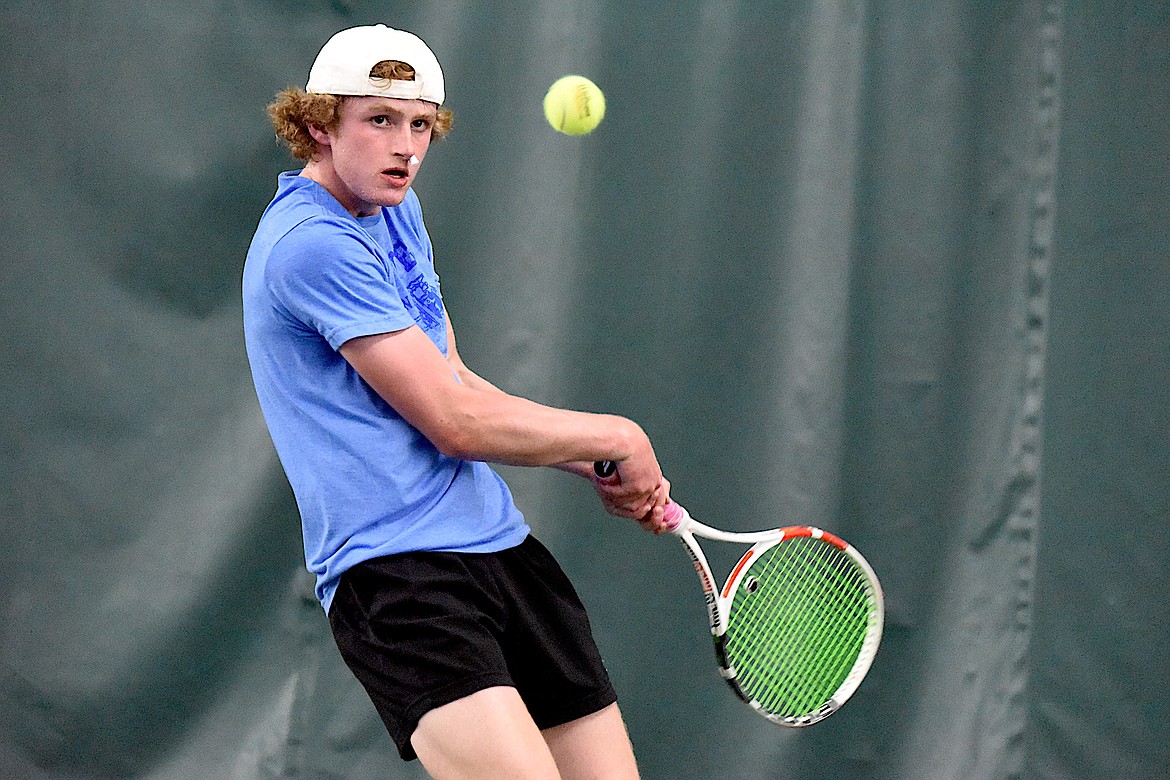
[2,1,1166,778]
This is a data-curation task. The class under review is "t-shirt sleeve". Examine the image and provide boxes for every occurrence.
[265,217,418,350]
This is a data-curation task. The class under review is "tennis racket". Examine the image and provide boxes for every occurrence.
[595,461,883,726]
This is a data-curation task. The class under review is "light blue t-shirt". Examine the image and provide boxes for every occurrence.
[242,172,529,612]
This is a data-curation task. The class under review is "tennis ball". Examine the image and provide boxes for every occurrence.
[543,75,606,136]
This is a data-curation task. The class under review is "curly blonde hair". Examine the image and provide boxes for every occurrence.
[267,60,454,160]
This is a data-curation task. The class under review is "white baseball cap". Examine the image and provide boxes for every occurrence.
[306,25,445,105]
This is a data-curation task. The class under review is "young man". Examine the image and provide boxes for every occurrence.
[242,24,670,779]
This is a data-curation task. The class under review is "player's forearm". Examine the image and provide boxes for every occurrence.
[552,460,598,479]
[446,357,636,471]
[429,385,647,468]
[340,327,652,472]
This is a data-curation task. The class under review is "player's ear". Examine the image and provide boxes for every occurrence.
[306,123,333,147]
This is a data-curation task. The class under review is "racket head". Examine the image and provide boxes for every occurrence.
[717,526,883,726]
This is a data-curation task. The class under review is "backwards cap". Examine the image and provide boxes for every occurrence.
[306,25,444,105]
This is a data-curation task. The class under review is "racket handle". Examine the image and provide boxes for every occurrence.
[662,500,685,531]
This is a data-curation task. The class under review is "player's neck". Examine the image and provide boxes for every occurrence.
[300,160,376,218]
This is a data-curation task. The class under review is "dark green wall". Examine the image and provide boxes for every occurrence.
[1,2,1166,778]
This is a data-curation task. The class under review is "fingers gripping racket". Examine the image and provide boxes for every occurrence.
[595,462,883,727]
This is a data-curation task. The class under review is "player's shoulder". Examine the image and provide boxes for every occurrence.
[269,214,380,280]
[262,188,369,255]
[265,178,348,227]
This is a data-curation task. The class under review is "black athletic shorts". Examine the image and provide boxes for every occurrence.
[327,534,618,761]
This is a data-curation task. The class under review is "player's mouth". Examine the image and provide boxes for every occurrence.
[381,166,410,186]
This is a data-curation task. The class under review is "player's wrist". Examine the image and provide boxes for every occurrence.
[604,416,651,464]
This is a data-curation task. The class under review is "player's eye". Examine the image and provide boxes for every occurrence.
[411,118,431,131]
[371,115,390,126]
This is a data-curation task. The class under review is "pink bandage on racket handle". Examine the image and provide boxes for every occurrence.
[662,501,685,532]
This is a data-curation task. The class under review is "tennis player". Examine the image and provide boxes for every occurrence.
[242,24,669,779]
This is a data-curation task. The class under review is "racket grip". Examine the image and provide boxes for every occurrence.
[662,501,685,532]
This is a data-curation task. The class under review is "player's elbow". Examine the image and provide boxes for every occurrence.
[425,420,482,462]
[432,435,475,462]
[413,390,521,463]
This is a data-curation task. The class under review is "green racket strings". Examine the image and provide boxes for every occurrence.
[724,537,874,719]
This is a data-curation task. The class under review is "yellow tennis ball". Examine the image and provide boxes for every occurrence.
[543,75,606,136]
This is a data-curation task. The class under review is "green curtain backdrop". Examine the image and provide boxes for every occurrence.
[1,1,1166,778]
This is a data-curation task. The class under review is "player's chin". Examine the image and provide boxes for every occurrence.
[372,178,412,206]
[377,188,410,207]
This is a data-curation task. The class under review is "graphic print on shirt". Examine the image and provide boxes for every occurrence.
[407,275,443,331]
[390,242,418,273]
[389,239,442,335]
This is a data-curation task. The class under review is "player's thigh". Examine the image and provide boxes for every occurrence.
[410,686,560,780]
[542,702,639,780]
